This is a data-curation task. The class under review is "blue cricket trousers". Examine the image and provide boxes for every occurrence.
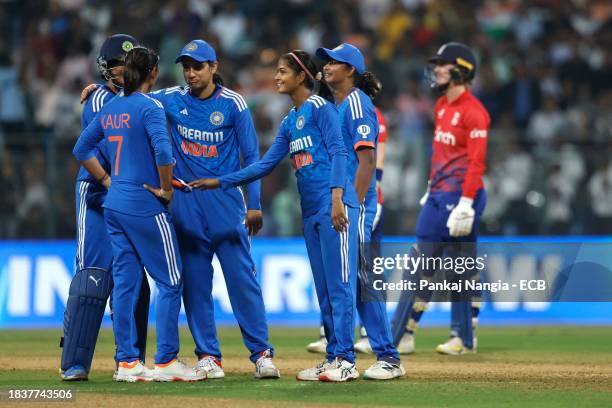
[356,199,400,363]
[75,181,113,271]
[416,189,487,348]
[104,208,182,364]
[304,204,359,363]
[172,188,273,363]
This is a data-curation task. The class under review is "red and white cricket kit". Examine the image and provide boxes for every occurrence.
[375,107,388,144]
[429,88,490,199]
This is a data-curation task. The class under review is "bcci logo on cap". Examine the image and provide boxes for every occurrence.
[357,124,371,138]
[186,42,198,51]
[296,116,305,130]
[122,41,134,52]
[210,111,224,126]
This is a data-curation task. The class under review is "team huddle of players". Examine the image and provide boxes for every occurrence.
[60,33,489,383]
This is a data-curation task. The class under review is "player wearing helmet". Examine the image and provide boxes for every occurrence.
[60,34,150,381]
[391,42,489,355]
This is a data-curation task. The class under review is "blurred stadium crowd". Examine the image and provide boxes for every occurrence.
[0,0,611,238]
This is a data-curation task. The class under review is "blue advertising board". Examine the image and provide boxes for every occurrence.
[0,238,611,328]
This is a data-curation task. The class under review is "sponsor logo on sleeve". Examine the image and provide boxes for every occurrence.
[470,129,488,138]
[357,124,371,138]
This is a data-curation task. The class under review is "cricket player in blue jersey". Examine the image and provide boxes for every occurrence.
[189,50,361,382]
[80,39,278,379]
[149,40,279,379]
[315,43,404,380]
[60,34,150,381]
[73,46,204,382]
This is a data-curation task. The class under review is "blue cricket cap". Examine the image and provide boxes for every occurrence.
[175,40,217,63]
[316,43,366,74]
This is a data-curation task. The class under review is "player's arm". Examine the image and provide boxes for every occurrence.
[318,103,349,232]
[80,84,98,104]
[376,142,385,178]
[373,108,388,228]
[234,105,264,234]
[351,99,378,204]
[190,123,289,190]
[460,108,489,201]
[375,108,388,190]
[446,107,489,237]
[73,113,109,187]
[354,148,376,204]
[235,106,262,209]
[142,104,175,203]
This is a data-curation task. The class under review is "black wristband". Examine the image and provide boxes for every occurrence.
[376,168,383,182]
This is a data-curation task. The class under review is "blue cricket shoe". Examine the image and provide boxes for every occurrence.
[61,365,88,381]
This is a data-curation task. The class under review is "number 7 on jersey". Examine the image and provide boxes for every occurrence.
[108,135,123,176]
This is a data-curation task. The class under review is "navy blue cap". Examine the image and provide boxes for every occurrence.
[175,40,217,63]
[316,43,366,74]
[98,34,138,62]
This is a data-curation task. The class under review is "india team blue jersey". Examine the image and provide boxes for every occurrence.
[76,85,115,206]
[149,85,261,210]
[220,95,358,216]
[337,88,378,205]
[78,84,114,183]
[73,92,174,216]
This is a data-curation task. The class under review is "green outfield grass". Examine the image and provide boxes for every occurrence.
[0,326,611,407]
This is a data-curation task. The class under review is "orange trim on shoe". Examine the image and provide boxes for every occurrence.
[119,360,140,369]
[155,358,177,368]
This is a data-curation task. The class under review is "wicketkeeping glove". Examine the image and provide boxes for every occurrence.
[446,197,475,237]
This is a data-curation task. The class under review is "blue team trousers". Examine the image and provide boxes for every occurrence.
[172,188,273,363]
[304,204,358,363]
[415,189,487,348]
[356,201,400,362]
[104,208,182,364]
[75,181,113,271]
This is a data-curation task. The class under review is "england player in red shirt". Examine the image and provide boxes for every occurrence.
[391,42,489,355]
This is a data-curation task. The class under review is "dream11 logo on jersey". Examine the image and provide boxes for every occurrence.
[176,124,223,158]
[289,136,314,170]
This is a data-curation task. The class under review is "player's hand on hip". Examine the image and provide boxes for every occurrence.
[98,173,111,189]
[246,210,263,236]
[446,197,475,237]
[188,178,221,190]
[80,83,98,104]
[143,184,174,205]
